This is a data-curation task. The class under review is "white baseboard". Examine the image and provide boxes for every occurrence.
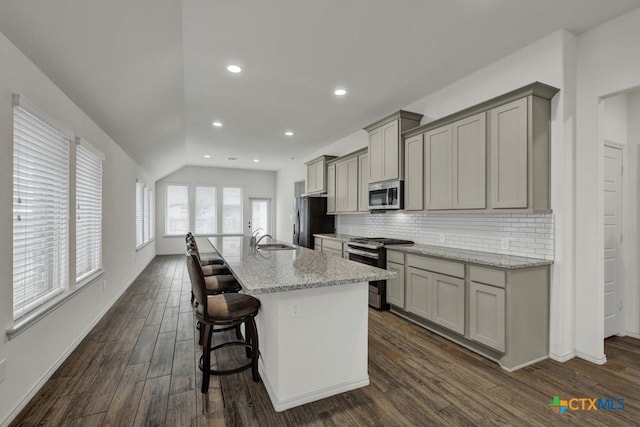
[575,351,607,365]
[1,263,150,427]
[258,359,370,412]
[623,331,640,339]
[549,351,576,363]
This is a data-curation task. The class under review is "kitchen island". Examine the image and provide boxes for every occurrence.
[207,236,393,411]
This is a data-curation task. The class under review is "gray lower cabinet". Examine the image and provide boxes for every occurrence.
[392,252,549,371]
[432,273,465,335]
[313,237,322,252]
[469,281,505,352]
[386,261,405,308]
[406,267,433,319]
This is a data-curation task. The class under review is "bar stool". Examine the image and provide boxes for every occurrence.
[187,241,230,276]
[186,251,261,393]
[185,233,225,265]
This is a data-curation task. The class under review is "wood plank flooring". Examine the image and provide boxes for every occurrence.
[10,255,640,426]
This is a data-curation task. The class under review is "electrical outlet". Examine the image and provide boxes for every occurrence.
[439,233,445,243]
[290,301,300,318]
[0,359,6,383]
[501,238,510,250]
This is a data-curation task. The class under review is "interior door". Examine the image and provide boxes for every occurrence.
[603,144,623,338]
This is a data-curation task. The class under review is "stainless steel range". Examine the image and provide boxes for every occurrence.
[346,237,414,309]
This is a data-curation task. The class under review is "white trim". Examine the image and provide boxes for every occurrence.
[258,358,369,412]
[549,351,576,363]
[575,351,607,365]
[623,331,640,339]
[1,265,147,427]
[12,93,74,139]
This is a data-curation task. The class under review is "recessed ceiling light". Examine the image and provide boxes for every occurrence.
[212,121,223,127]
[228,157,238,160]
[285,131,294,136]
[227,64,242,73]
[334,88,347,96]
[253,159,260,163]
[204,154,211,158]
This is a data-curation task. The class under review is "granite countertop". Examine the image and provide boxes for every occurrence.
[207,236,394,294]
[385,243,553,269]
[312,233,361,242]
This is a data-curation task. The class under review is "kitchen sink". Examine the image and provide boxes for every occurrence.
[257,243,296,251]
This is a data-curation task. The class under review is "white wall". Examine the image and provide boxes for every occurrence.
[628,92,640,338]
[156,165,277,255]
[276,30,577,361]
[575,7,640,363]
[0,31,156,425]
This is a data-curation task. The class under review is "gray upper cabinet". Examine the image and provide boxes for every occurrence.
[453,112,486,209]
[489,98,527,208]
[335,156,358,212]
[403,82,558,213]
[305,155,337,195]
[326,164,336,214]
[404,134,424,211]
[358,152,369,212]
[364,110,423,184]
[425,124,453,210]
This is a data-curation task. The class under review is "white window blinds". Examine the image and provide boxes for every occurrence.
[76,140,104,282]
[195,186,216,235]
[136,180,144,247]
[166,184,189,235]
[222,187,242,234]
[13,98,70,319]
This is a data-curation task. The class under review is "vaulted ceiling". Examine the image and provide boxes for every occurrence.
[1,0,639,179]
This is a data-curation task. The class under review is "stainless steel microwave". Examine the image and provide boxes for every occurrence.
[368,180,403,210]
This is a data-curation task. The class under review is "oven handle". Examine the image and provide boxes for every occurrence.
[347,248,380,260]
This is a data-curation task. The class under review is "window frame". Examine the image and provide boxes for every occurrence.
[194,185,218,236]
[136,179,154,250]
[221,186,244,235]
[165,182,191,236]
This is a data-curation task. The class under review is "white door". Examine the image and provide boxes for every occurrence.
[603,144,623,338]
[249,198,271,237]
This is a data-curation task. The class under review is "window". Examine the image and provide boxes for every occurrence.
[222,187,243,234]
[76,140,104,282]
[136,179,153,248]
[166,184,189,235]
[195,186,216,235]
[250,198,271,237]
[13,95,70,319]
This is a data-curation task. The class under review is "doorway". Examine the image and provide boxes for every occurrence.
[249,198,271,237]
[603,143,623,338]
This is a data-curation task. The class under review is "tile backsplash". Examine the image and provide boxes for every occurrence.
[337,212,554,260]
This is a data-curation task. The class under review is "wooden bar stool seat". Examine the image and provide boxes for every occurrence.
[186,233,224,265]
[204,274,242,294]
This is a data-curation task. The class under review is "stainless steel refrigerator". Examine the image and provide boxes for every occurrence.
[293,196,335,249]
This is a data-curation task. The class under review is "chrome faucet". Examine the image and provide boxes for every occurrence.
[250,228,264,247]
[255,234,272,246]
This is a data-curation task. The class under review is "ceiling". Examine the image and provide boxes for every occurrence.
[1,0,639,179]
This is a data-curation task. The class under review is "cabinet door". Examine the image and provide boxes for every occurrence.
[345,157,359,212]
[406,267,432,319]
[431,273,465,334]
[336,161,348,212]
[425,124,453,210]
[307,162,317,193]
[358,153,369,212]
[313,237,322,252]
[382,119,399,181]
[453,112,486,209]
[327,164,336,213]
[387,261,405,308]
[369,127,383,183]
[489,97,528,208]
[469,281,506,352]
[405,134,424,211]
[315,161,324,193]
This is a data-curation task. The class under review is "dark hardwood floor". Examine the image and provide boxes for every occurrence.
[10,255,640,426]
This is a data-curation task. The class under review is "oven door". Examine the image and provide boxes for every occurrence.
[347,247,380,266]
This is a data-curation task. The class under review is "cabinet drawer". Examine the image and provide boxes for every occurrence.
[469,266,506,288]
[323,239,343,251]
[406,254,464,278]
[387,250,405,264]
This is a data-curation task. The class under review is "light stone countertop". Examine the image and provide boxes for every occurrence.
[386,243,553,269]
[312,233,361,242]
[207,236,394,295]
